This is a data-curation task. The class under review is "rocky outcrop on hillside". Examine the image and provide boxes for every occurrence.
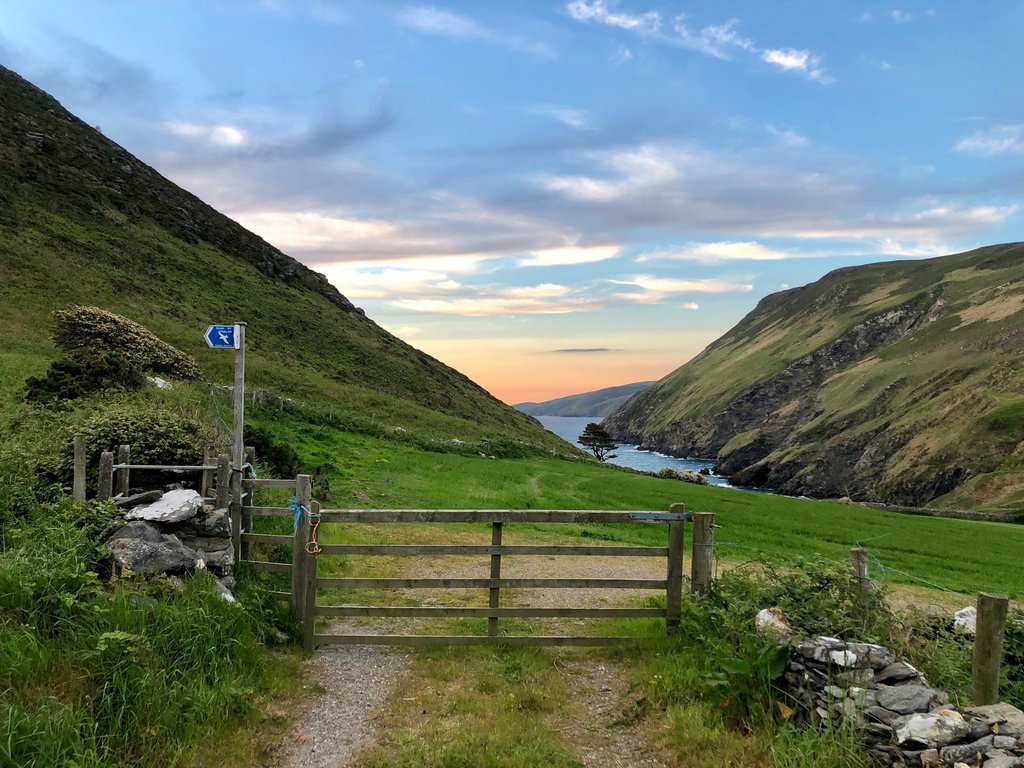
[603,243,1024,510]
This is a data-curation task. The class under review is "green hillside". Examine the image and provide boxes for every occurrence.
[0,64,579,492]
[515,381,654,417]
[604,243,1024,513]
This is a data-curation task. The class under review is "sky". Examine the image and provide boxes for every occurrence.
[1,1,1022,404]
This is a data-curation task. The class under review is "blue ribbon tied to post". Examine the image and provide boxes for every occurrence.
[290,497,309,533]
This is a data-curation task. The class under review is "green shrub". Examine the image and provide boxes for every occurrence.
[52,305,201,380]
[24,353,145,403]
[244,424,302,477]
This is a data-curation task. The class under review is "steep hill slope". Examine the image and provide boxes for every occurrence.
[515,382,654,418]
[0,65,572,456]
[604,244,1024,512]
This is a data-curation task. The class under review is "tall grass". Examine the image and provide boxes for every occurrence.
[0,497,293,767]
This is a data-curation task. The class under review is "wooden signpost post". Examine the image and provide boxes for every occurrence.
[205,322,246,559]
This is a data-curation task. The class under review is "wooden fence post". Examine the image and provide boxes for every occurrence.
[115,444,131,497]
[73,435,86,502]
[97,451,114,501]
[291,474,313,622]
[302,500,320,653]
[690,512,715,596]
[201,447,214,498]
[489,522,503,638]
[215,454,231,509]
[850,547,872,618]
[972,592,1009,705]
[666,503,685,635]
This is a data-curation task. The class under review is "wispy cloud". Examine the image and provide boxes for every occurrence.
[517,244,620,267]
[671,17,754,59]
[890,9,913,23]
[637,241,793,264]
[565,1,831,83]
[566,0,660,35]
[761,48,832,83]
[398,6,554,57]
[955,124,1024,156]
[162,121,250,148]
[682,302,699,310]
[610,276,753,304]
[552,347,616,353]
[530,104,593,130]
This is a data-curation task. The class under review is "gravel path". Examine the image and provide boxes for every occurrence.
[274,634,410,768]
[558,659,669,768]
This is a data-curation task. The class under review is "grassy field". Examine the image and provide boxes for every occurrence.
[258,418,1024,600]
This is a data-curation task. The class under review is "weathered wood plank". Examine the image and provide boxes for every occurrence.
[666,508,684,635]
[488,521,502,637]
[314,634,639,647]
[242,532,294,545]
[242,478,298,489]
[216,454,230,510]
[316,544,669,556]
[972,591,1009,705]
[116,445,131,497]
[97,451,114,501]
[691,512,714,597]
[269,590,291,601]
[241,506,294,517]
[317,577,667,589]
[317,509,688,524]
[244,560,293,574]
[316,606,667,618]
[302,501,320,652]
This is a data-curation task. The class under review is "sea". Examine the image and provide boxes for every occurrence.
[535,415,737,488]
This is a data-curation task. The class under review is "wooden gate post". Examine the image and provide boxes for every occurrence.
[690,512,715,596]
[666,503,685,635]
[488,522,503,637]
[116,444,131,497]
[73,435,86,502]
[972,592,1009,705]
[291,474,313,622]
[302,500,320,652]
[97,451,114,501]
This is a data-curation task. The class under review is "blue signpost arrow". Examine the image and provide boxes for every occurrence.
[204,324,238,349]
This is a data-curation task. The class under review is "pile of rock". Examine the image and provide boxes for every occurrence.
[783,636,1024,767]
[104,488,235,600]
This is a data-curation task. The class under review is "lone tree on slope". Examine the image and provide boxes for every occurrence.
[579,422,617,461]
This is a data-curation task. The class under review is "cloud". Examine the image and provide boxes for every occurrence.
[552,348,615,353]
[761,48,832,83]
[682,302,700,310]
[565,2,830,82]
[671,17,755,59]
[890,9,913,23]
[535,143,684,202]
[517,244,619,267]
[531,104,593,130]
[163,121,250,148]
[637,241,793,264]
[766,125,808,146]
[610,276,753,303]
[566,0,660,35]
[955,124,1024,156]
[398,5,554,57]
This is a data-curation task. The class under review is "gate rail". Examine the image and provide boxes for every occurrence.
[285,505,691,649]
